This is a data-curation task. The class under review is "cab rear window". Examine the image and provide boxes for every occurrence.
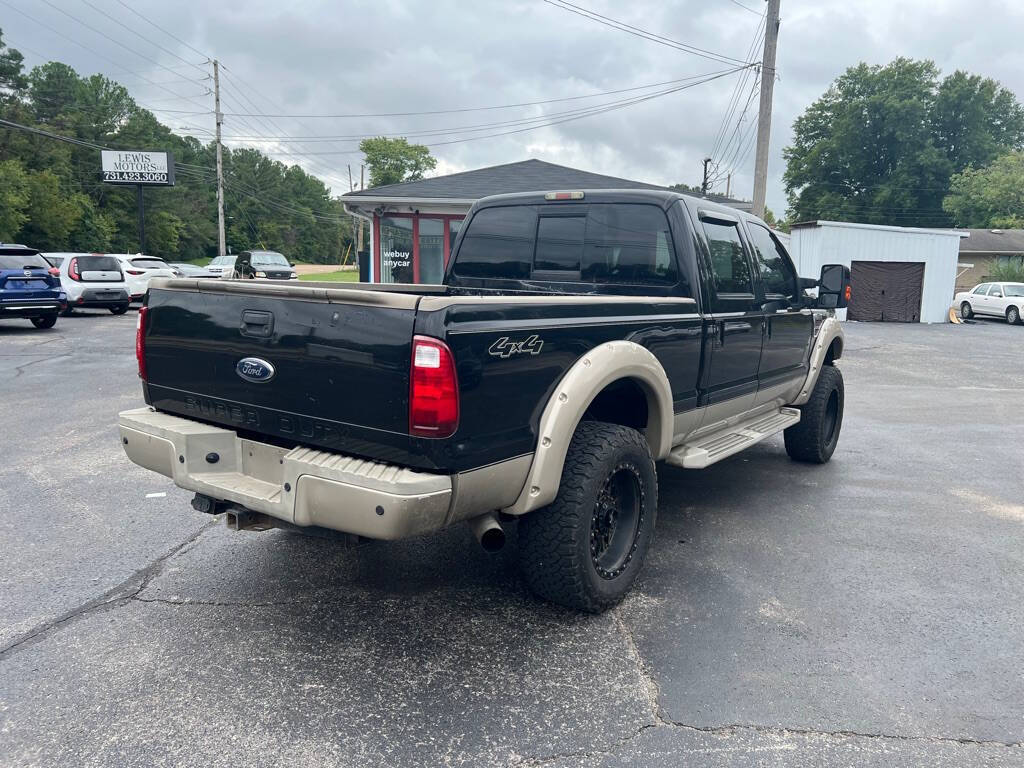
[452,202,680,289]
[0,253,49,270]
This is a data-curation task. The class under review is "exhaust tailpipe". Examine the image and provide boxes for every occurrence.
[469,513,506,553]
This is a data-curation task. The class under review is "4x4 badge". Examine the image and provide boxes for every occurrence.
[488,335,543,358]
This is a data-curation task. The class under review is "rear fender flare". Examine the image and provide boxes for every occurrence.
[792,316,844,406]
[503,340,673,516]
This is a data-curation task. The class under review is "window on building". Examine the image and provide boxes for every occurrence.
[701,219,753,295]
[448,219,463,258]
[535,216,585,273]
[379,216,414,283]
[418,218,445,284]
[451,206,535,280]
[746,222,798,304]
[581,204,677,285]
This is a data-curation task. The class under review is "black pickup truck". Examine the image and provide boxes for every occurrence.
[120,189,849,612]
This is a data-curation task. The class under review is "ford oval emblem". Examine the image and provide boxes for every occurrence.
[236,357,275,383]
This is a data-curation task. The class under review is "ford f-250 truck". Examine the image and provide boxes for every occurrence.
[119,190,849,612]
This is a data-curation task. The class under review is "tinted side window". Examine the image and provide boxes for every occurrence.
[974,284,990,294]
[701,219,752,294]
[535,216,584,273]
[746,223,798,303]
[453,206,535,280]
[582,204,677,285]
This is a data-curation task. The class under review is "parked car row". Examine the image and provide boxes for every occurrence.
[2,247,303,330]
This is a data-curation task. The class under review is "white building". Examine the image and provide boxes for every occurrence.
[788,220,969,323]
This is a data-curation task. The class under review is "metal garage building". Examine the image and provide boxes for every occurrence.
[788,220,968,323]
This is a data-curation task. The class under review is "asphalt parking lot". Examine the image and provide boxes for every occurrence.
[1,310,1022,767]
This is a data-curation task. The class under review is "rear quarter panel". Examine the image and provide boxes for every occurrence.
[415,296,704,472]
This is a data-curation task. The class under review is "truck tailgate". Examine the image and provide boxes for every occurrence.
[142,279,423,461]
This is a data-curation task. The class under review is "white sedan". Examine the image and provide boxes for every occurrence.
[955,282,1024,325]
[115,254,177,301]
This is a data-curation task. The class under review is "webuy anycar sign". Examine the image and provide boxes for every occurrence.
[100,150,175,186]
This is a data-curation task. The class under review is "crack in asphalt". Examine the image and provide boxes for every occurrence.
[519,721,1024,766]
[11,353,72,378]
[0,520,217,661]
[518,608,1024,765]
[131,595,332,608]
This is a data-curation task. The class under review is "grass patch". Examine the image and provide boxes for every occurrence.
[298,270,360,282]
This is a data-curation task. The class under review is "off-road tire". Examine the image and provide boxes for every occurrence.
[518,421,657,613]
[1007,306,1021,326]
[30,315,57,329]
[110,303,130,315]
[785,365,844,464]
[960,302,973,320]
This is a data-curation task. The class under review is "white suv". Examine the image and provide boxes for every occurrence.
[205,254,235,277]
[51,253,131,315]
[115,254,177,301]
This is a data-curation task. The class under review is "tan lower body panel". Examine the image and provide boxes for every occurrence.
[118,407,531,540]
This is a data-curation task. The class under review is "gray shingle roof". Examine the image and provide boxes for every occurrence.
[958,229,1024,254]
[343,158,747,207]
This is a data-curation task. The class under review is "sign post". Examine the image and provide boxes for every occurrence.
[100,150,175,253]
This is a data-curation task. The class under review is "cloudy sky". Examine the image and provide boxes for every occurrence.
[5,0,1023,214]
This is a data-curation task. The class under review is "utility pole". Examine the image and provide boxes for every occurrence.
[752,0,780,219]
[213,59,226,259]
[701,157,713,195]
[357,165,365,253]
[726,173,732,199]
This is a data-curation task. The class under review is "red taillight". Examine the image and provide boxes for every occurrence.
[126,269,145,276]
[68,257,81,281]
[409,335,459,438]
[136,306,148,381]
[48,267,59,277]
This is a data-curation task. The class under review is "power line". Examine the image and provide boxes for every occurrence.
[77,0,209,75]
[215,70,740,144]
[709,11,765,163]
[253,69,745,157]
[112,0,212,62]
[722,0,764,15]
[0,2,211,111]
[543,0,754,67]
[215,71,744,119]
[35,0,211,112]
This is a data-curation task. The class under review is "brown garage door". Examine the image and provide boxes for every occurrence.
[848,261,925,322]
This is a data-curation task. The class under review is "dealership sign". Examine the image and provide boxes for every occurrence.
[100,150,175,185]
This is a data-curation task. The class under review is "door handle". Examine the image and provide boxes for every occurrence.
[722,320,752,333]
[240,309,274,338]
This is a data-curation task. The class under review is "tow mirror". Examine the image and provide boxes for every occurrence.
[817,264,851,309]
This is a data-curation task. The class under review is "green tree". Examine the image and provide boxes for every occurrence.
[0,29,27,98]
[0,158,29,239]
[145,210,183,256]
[669,182,703,195]
[21,170,82,248]
[67,195,115,251]
[943,151,1024,228]
[359,137,436,188]
[784,58,1024,227]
